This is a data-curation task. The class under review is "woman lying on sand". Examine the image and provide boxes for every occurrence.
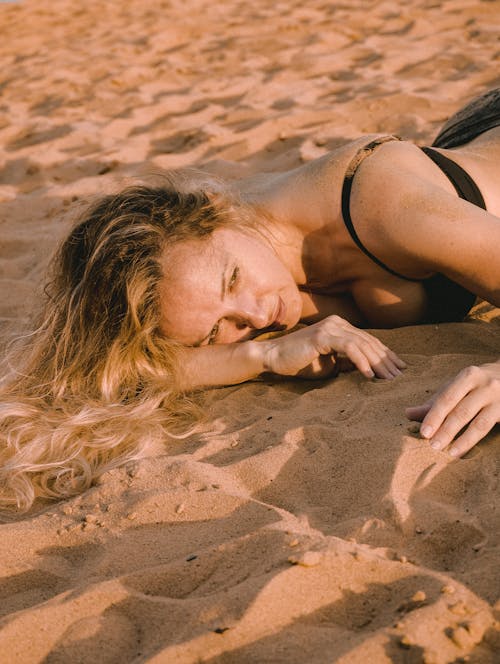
[1,88,499,511]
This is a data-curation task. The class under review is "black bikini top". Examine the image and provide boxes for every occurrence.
[341,135,483,321]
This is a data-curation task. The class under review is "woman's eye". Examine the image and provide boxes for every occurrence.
[228,266,239,290]
[208,322,219,344]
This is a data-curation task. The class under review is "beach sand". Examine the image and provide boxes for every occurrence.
[0,0,499,661]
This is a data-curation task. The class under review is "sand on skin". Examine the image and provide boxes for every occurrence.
[0,0,499,662]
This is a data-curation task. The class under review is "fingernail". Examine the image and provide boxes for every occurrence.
[431,439,441,450]
[449,448,460,458]
[420,425,432,438]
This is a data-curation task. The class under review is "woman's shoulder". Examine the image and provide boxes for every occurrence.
[232,135,439,245]
[236,134,405,226]
[236,134,403,194]
[285,135,434,210]
[301,133,404,179]
[346,136,431,179]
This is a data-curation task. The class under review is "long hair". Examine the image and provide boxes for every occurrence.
[0,173,242,514]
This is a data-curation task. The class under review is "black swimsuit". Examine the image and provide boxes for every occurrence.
[341,87,500,324]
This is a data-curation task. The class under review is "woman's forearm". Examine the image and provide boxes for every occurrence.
[175,315,407,391]
[177,340,268,390]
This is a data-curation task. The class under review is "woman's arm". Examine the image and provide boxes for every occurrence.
[177,315,405,390]
[352,140,500,306]
[355,141,500,454]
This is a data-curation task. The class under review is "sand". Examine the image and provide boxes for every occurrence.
[0,0,499,661]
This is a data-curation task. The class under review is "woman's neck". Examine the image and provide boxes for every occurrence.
[251,211,310,286]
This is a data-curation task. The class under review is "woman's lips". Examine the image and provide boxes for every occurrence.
[274,297,286,327]
[263,297,287,334]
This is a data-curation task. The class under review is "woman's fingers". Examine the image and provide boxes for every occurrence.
[405,402,432,421]
[375,352,404,378]
[325,321,404,379]
[448,404,500,457]
[419,366,485,439]
[269,315,406,381]
[408,361,500,456]
[340,343,376,378]
[337,336,402,379]
[353,329,407,371]
[359,341,404,379]
[392,353,407,370]
[425,386,491,451]
[296,353,339,380]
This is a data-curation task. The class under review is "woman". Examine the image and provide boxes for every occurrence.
[1,88,499,512]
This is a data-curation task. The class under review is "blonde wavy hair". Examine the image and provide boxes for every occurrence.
[0,173,244,515]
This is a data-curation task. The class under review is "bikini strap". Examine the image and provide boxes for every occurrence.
[421,147,486,209]
[341,135,423,283]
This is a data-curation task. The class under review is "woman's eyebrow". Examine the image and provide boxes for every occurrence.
[220,256,230,299]
[194,258,229,347]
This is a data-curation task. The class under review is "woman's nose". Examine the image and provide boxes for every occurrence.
[228,294,269,330]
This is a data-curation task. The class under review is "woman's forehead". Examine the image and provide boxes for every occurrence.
[161,235,221,279]
[158,236,226,341]
[158,266,218,343]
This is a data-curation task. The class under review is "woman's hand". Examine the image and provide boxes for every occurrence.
[262,315,406,380]
[406,360,500,457]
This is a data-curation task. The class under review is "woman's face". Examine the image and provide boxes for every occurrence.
[159,227,303,345]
